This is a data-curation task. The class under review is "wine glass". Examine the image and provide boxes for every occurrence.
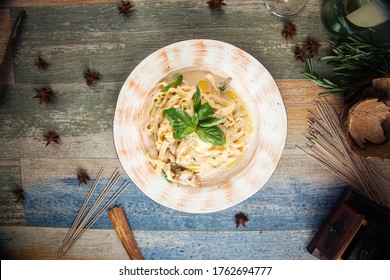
[264,0,308,17]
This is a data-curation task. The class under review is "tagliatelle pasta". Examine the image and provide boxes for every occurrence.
[144,71,253,188]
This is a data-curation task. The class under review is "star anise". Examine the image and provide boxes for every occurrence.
[304,37,321,56]
[282,20,297,40]
[35,55,49,70]
[34,87,54,104]
[235,212,249,228]
[118,0,134,15]
[207,0,226,11]
[12,185,24,203]
[294,46,307,62]
[84,68,101,87]
[77,169,90,186]
[44,130,61,146]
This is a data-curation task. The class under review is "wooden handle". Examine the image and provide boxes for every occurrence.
[108,206,144,260]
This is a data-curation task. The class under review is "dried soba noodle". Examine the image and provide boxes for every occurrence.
[299,99,390,210]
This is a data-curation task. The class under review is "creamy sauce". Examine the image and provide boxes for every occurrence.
[144,70,254,187]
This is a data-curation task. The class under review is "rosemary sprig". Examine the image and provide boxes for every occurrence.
[303,35,390,96]
[303,58,354,95]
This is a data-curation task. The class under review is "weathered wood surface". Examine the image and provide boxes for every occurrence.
[1,0,119,8]
[0,226,316,260]
[0,80,338,159]
[7,1,332,85]
[0,159,24,225]
[0,0,389,260]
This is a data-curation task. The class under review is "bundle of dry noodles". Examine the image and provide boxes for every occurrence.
[299,99,390,210]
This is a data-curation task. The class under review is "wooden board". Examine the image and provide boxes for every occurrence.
[1,0,119,8]
[0,0,389,260]
[0,82,119,158]
[0,226,317,260]
[0,159,25,225]
[17,157,346,230]
[0,80,340,159]
[8,1,332,85]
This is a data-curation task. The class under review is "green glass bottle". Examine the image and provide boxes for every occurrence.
[321,0,390,36]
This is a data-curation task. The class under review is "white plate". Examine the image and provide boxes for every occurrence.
[113,39,287,213]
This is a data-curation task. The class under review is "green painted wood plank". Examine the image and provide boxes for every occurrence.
[11,1,390,86]
[0,159,25,225]
[0,226,317,259]
[0,80,348,159]
[10,1,333,84]
[0,82,119,138]
[0,82,120,158]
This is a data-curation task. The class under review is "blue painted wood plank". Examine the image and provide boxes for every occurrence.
[134,229,317,260]
[22,174,345,231]
[0,225,317,260]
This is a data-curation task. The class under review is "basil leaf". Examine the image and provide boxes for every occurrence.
[161,74,183,92]
[199,117,224,128]
[162,79,227,147]
[163,108,194,129]
[172,74,183,86]
[192,112,199,128]
[193,85,201,113]
[196,126,226,146]
[161,83,172,92]
[197,103,214,120]
[173,125,196,140]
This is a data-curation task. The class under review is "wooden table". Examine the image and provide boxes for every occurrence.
[0,0,389,260]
